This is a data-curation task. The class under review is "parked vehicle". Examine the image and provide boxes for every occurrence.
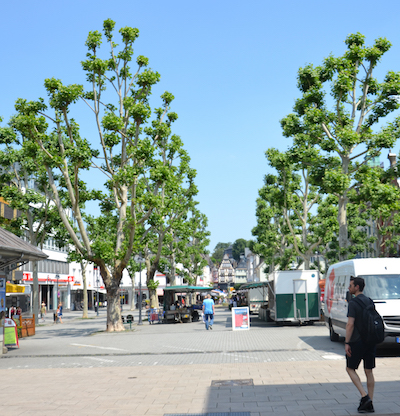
[240,282,268,314]
[267,270,320,324]
[323,258,400,343]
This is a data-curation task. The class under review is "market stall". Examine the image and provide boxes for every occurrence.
[163,285,211,323]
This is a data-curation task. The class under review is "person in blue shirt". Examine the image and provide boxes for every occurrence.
[202,294,215,330]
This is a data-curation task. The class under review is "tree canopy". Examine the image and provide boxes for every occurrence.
[281,32,400,260]
[0,19,209,331]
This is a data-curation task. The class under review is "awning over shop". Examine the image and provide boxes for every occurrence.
[0,227,48,272]
[6,282,25,293]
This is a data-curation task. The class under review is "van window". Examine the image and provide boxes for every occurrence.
[361,274,400,300]
[335,276,345,298]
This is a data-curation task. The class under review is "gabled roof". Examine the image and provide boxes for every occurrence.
[0,227,48,271]
[236,256,247,269]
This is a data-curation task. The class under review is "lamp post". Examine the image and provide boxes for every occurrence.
[53,272,59,322]
[96,267,99,317]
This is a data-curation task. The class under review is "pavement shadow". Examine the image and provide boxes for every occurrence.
[300,335,400,358]
[196,379,400,416]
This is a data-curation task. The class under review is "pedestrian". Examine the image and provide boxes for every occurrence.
[57,302,63,324]
[41,302,46,320]
[233,296,238,308]
[202,293,215,330]
[345,276,375,413]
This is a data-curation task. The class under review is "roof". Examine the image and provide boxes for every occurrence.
[236,256,247,269]
[163,285,212,293]
[0,227,48,271]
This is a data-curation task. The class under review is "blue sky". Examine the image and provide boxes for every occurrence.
[2,1,400,252]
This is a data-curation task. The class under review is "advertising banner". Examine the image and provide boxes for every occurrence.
[232,306,250,331]
[0,277,5,314]
[3,318,19,348]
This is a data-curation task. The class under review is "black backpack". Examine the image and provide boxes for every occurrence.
[353,296,385,345]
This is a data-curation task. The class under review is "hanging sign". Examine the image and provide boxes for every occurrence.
[3,318,19,348]
[232,306,250,331]
[0,277,6,314]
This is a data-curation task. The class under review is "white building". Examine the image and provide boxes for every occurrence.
[234,254,247,285]
[217,254,235,289]
[244,248,267,282]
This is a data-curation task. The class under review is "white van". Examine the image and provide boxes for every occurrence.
[323,258,400,343]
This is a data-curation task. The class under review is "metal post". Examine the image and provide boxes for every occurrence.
[96,268,99,317]
[138,259,143,325]
[47,276,49,315]
[56,273,59,304]
[54,273,59,322]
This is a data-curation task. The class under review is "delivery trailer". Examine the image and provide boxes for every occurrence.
[267,270,320,324]
[240,282,268,314]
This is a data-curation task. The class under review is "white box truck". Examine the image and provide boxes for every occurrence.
[323,258,400,343]
[241,282,268,314]
[267,270,320,324]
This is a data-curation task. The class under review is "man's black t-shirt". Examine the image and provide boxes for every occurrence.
[347,293,372,343]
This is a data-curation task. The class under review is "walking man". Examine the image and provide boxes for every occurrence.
[345,276,375,413]
[202,294,215,330]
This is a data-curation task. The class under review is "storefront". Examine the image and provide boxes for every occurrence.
[1,227,48,354]
[22,272,74,310]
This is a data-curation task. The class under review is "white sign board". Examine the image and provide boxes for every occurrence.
[232,307,250,331]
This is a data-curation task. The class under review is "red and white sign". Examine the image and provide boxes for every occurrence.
[22,274,74,283]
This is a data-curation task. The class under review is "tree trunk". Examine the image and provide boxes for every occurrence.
[170,255,177,286]
[304,257,310,269]
[338,156,349,261]
[338,193,348,261]
[106,281,124,331]
[146,261,160,309]
[149,289,158,308]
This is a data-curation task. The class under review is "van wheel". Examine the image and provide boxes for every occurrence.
[329,321,339,342]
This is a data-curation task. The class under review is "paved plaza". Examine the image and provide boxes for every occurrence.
[1,308,400,416]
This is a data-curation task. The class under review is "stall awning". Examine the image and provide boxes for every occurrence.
[240,282,270,289]
[6,282,26,293]
[163,285,212,293]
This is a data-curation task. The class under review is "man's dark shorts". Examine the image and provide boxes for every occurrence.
[346,340,376,370]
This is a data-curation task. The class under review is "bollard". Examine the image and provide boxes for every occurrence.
[126,314,134,330]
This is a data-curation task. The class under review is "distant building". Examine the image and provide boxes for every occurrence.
[234,254,247,285]
[217,254,234,290]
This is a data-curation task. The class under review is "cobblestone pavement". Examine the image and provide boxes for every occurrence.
[1,308,400,416]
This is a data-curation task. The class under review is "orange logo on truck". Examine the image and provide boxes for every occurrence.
[326,269,336,313]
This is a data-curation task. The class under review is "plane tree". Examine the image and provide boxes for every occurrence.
[0,118,68,322]
[2,19,193,331]
[252,169,296,272]
[281,33,400,260]
[351,163,400,257]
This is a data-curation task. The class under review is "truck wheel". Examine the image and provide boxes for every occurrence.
[266,310,273,322]
[329,321,339,342]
